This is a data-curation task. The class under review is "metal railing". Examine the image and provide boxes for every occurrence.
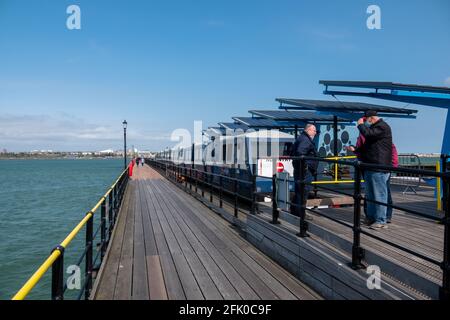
[391,154,423,194]
[12,167,130,300]
[148,156,450,300]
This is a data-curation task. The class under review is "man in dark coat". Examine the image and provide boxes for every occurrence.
[290,124,318,216]
[354,110,392,230]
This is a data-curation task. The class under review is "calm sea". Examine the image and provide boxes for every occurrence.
[0,159,124,300]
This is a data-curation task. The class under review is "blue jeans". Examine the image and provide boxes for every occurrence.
[386,174,393,221]
[364,170,390,224]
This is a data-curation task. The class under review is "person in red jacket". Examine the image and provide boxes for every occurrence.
[348,133,399,224]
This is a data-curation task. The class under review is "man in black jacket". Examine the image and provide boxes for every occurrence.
[290,124,318,216]
[355,110,392,230]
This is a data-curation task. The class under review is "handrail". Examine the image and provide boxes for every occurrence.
[12,167,129,300]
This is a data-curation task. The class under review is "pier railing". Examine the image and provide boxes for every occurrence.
[12,167,129,300]
[148,157,450,300]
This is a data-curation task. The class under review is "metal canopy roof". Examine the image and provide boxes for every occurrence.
[319,80,450,108]
[232,116,306,128]
[320,80,450,95]
[276,98,417,117]
[218,122,249,131]
[249,110,351,122]
[204,127,226,135]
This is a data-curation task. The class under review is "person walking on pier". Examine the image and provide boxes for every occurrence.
[290,124,318,218]
[354,110,393,229]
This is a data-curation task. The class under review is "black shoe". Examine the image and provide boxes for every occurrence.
[387,219,392,224]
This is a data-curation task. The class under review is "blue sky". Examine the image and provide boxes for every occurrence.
[0,0,449,152]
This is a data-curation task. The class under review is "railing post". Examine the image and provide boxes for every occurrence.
[201,171,205,198]
[440,176,450,300]
[85,213,93,300]
[113,184,118,225]
[298,156,309,237]
[195,169,198,194]
[251,172,257,215]
[51,246,65,300]
[210,173,213,203]
[108,190,113,240]
[234,170,238,217]
[219,175,223,208]
[271,173,279,224]
[100,200,107,261]
[351,162,365,269]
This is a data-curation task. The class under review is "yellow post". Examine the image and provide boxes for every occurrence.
[334,158,338,183]
[437,160,442,211]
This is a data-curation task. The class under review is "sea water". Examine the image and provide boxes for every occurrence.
[0,159,123,300]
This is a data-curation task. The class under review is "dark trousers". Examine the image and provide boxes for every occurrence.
[292,169,314,216]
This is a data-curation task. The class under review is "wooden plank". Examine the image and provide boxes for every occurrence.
[150,180,256,300]
[113,181,136,300]
[93,182,133,300]
[152,180,260,300]
[132,180,149,299]
[157,179,309,300]
[146,180,204,300]
[140,178,186,300]
[150,180,223,299]
[147,255,168,300]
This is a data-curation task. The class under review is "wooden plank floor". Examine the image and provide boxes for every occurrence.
[92,164,320,300]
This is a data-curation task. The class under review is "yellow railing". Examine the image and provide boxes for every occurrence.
[12,168,128,300]
[312,155,363,185]
[437,160,442,211]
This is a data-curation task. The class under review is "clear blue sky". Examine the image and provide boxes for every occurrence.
[0,0,449,152]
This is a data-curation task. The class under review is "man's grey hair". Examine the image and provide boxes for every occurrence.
[304,123,316,131]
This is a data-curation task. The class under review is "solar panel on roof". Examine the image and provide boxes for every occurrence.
[319,80,450,95]
[218,122,249,130]
[232,117,288,127]
[276,98,418,114]
[233,117,306,129]
[248,110,351,122]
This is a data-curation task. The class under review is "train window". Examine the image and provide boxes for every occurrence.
[211,148,215,158]
[222,144,226,163]
[282,142,293,156]
[267,140,271,157]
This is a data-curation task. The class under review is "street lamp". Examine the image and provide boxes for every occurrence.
[123,120,127,169]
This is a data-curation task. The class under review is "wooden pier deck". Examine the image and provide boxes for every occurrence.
[91,164,320,300]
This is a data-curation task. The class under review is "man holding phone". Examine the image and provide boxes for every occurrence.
[348,110,393,230]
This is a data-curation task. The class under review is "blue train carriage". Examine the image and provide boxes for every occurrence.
[197,129,294,199]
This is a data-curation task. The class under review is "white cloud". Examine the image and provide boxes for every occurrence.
[0,113,171,151]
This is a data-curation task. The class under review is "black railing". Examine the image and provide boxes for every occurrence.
[148,156,450,300]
